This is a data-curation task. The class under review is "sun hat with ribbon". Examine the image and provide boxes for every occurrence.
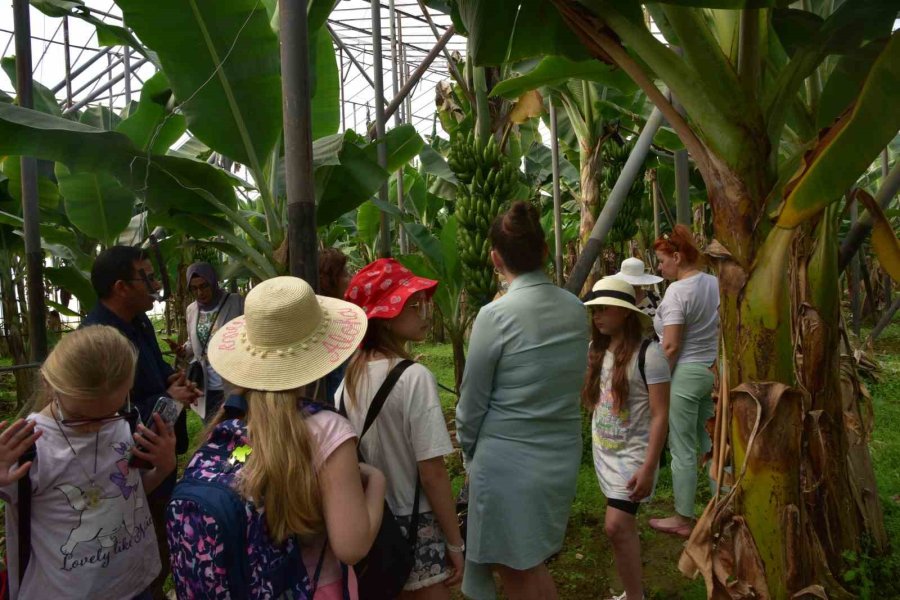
[207,276,367,391]
[345,258,438,319]
[611,257,663,286]
[583,277,653,328]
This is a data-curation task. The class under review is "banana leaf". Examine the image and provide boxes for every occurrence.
[115,0,282,170]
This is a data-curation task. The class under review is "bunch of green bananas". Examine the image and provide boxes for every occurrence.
[449,131,519,307]
[601,140,645,244]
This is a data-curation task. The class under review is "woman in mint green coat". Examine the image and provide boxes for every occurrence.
[456,202,590,600]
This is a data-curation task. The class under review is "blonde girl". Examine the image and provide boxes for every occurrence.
[166,276,386,600]
[0,325,175,599]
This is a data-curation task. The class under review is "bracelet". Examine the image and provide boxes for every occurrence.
[446,541,465,554]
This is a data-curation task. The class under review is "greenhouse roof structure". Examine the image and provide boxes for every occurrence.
[0,0,466,138]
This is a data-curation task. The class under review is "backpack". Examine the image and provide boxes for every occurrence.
[168,399,343,600]
[338,359,421,600]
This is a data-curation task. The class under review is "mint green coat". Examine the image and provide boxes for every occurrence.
[456,270,589,599]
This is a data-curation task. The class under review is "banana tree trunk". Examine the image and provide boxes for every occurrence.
[578,140,602,243]
[681,164,884,598]
[579,140,603,293]
[0,262,34,406]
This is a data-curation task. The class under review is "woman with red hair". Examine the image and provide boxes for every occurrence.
[648,225,719,539]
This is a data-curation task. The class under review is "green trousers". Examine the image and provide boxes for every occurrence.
[668,362,715,518]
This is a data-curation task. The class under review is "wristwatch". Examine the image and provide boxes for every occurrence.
[446,541,465,553]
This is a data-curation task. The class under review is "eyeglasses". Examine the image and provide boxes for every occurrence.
[405,300,433,320]
[54,396,140,428]
[127,271,158,284]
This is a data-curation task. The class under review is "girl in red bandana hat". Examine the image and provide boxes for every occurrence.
[338,258,465,598]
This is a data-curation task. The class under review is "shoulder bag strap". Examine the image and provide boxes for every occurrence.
[17,444,37,582]
[359,359,415,440]
[638,337,653,388]
[408,474,421,550]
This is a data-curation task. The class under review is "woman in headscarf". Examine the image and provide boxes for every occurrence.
[181,262,244,422]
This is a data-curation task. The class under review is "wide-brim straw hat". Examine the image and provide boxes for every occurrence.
[611,257,663,286]
[208,276,367,392]
[583,277,653,328]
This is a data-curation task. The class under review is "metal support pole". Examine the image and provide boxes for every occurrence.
[51,47,113,93]
[550,99,564,286]
[651,170,661,239]
[124,47,132,106]
[13,0,48,363]
[280,0,318,286]
[63,17,73,107]
[367,26,454,137]
[838,160,900,271]
[371,0,391,257]
[565,108,664,294]
[62,58,148,115]
[339,47,346,130]
[389,0,407,254]
[399,17,412,126]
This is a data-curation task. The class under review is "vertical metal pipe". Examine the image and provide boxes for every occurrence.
[652,170,660,240]
[850,197,861,336]
[280,0,319,286]
[124,46,132,107]
[12,0,48,362]
[339,47,346,131]
[549,99,564,286]
[389,0,407,254]
[107,53,114,121]
[371,0,391,257]
[401,25,412,127]
[63,16,73,107]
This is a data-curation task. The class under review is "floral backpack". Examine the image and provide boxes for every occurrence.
[167,399,348,600]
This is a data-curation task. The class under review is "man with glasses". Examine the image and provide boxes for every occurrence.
[82,245,199,600]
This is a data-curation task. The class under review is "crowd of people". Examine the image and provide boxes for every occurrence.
[0,202,719,600]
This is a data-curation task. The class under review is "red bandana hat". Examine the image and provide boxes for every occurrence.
[345,258,438,319]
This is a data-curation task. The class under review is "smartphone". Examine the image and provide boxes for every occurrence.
[128,395,183,469]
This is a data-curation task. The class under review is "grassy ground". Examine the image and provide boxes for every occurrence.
[0,321,897,598]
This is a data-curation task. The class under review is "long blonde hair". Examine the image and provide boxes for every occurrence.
[231,389,323,543]
[343,318,411,409]
[35,325,137,410]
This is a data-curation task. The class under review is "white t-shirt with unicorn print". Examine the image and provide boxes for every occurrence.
[1,412,160,599]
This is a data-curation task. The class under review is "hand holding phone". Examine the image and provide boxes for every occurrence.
[128,396,182,469]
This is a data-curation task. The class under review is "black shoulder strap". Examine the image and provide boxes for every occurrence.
[17,444,37,582]
[638,338,653,388]
[337,360,422,549]
[358,359,415,441]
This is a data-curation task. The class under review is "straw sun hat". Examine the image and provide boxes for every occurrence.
[583,277,653,328]
[611,257,663,286]
[208,276,367,392]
